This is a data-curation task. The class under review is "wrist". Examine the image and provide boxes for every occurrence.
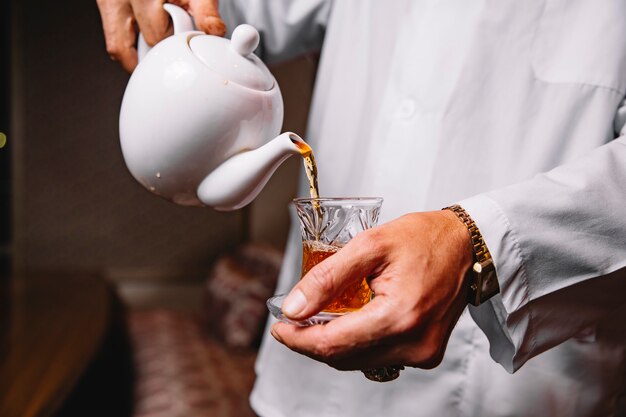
[440,209,475,272]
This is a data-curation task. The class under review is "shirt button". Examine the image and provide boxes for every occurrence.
[395,98,416,119]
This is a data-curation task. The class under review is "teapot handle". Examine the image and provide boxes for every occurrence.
[137,4,195,61]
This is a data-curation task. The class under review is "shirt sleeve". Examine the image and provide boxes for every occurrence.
[219,0,332,64]
[460,96,626,373]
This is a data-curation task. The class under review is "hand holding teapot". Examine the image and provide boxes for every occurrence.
[97,0,226,72]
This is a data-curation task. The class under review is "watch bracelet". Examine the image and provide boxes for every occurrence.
[443,204,498,305]
[444,204,492,265]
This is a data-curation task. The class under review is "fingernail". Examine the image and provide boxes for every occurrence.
[283,288,307,318]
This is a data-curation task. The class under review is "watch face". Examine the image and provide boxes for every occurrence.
[481,269,500,301]
[469,261,499,306]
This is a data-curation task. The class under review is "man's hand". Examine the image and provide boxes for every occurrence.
[271,210,474,371]
[96,0,226,72]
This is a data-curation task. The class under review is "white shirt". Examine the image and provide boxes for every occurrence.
[220,1,626,416]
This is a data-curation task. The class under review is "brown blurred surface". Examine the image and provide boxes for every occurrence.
[0,273,112,417]
[4,0,317,415]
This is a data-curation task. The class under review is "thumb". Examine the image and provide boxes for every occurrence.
[283,233,384,320]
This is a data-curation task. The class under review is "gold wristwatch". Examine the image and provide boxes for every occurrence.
[444,204,500,306]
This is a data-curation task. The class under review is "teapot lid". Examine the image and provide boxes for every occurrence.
[189,24,274,91]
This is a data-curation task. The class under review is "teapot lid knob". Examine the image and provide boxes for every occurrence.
[231,24,260,56]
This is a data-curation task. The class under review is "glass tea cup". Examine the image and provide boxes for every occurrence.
[268,197,383,325]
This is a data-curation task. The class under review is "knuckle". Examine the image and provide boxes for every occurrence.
[407,334,445,369]
[197,16,227,36]
[141,31,163,47]
[140,19,170,47]
[352,230,383,257]
[105,43,123,60]
[419,348,445,369]
[314,335,339,360]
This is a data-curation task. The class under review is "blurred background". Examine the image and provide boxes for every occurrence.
[0,1,317,416]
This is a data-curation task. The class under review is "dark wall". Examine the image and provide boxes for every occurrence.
[10,0,244,277]
[9,0,314,280]
[1,0,11,277]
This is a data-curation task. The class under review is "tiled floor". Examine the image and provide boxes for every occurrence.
[128,310,258,417]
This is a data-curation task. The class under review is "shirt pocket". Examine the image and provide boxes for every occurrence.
[531,0,626,94]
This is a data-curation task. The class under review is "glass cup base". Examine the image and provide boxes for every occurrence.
[267,294,346,327]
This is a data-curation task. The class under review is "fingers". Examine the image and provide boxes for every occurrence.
[273,297,396,360]
[325,330,446,371]
[170,0,226,35]
[97,0,139,72]
[130,0,172,46]
[187,0,226,36]
[282,231,388,320]
[97,0,226,73]
[271,303,446,371]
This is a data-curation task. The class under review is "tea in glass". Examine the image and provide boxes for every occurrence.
[293,197,383,313]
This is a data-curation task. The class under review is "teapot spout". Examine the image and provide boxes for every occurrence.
[197,132,308,211]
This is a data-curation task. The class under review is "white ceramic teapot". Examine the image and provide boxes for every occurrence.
[119,4,308,210]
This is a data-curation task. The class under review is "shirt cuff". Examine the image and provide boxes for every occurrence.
[458,193,535,373]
